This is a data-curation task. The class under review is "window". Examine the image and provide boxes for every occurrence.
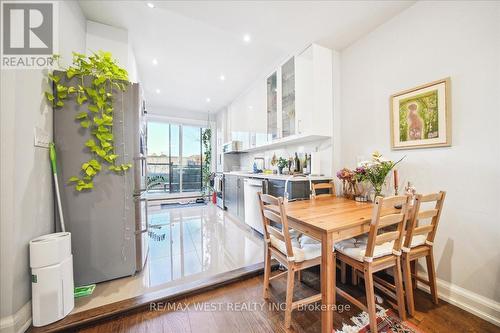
[147,121,204,194]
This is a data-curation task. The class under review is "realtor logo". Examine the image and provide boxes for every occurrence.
[1,1,58,68]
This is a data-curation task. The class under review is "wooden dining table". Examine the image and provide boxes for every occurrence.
[267,196,400,333]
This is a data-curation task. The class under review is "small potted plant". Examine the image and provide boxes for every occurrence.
[277,157,288,175]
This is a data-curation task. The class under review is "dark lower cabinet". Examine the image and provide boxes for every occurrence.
[267,179,286,197]
[267,179,332,200]
[225,175,333,220]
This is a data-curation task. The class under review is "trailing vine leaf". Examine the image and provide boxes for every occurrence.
[45,92,55,101]
[89,159,101,171]
[85,139,96,148]
[75,112,88,120]
[88,105,99,113]
[48,73,60,83]
[45,51,130,192]
[67,68,76,79]
[76,94,87,105]
[68,176,80,183]
[85,166,96,177]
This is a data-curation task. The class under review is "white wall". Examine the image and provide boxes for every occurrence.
[86,20,139,83]
[340,0,500,323]
[0,2,87,332]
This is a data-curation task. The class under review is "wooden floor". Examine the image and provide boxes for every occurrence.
[78,268,499,333]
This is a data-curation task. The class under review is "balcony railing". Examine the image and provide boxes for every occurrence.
[147,162,202,193]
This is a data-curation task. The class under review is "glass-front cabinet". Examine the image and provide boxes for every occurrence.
[266,56,297,141]
[266,71,278,140]
[225,44,333,153]
[281,57,295,138]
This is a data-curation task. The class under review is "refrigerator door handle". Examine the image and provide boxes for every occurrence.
[134,197,149,234]
[144,197,149,231]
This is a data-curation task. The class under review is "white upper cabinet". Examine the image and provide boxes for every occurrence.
[267,43,333,141]
[228,79,266,149]
[291,44,333,137]
[226,43,333,152]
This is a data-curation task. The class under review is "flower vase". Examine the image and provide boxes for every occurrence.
[370,183,384,201]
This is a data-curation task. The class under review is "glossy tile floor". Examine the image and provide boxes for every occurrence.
[73,202,263,313]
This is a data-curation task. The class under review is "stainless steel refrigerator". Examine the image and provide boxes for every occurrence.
[53,72,148,286]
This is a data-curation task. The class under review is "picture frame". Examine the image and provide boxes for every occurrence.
[390,77,451,150]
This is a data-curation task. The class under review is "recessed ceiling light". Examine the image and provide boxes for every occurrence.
[248,105,253,110]
[206,98,211,103]
[243,34,251,43]
[152,58,158,65]
[155,89,160,94]
[219,74,225,81]
[147,2,155,8]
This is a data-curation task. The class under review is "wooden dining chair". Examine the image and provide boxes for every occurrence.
[401,191,446,316]
[258,192,322,328]
[312,181,336,198]
[335,195,411,333]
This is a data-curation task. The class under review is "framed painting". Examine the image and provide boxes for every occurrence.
[390,78,451,150]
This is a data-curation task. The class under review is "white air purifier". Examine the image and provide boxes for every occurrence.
[30,232,74,327]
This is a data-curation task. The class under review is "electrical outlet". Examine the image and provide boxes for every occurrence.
[34,127,50,148]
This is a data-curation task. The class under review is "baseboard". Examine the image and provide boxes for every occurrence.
[416,272,500,327]
[0,301,32,333]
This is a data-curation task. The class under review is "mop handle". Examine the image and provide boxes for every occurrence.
[49,143,66,232]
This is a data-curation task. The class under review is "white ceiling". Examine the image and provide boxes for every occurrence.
[78,1,414,114]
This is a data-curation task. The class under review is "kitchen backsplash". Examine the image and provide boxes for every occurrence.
[237,138,333,176]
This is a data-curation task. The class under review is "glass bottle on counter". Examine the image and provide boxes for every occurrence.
[303,154,310,175]
[294,153,300,173]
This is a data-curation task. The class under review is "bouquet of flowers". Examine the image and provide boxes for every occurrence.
[336,168,358,199]
[356,152,405,197]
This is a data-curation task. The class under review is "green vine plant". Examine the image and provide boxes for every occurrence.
[45,51,132,191]
[201,128,212,194]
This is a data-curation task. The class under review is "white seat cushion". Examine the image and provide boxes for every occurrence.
[404,235,428,248]
[269,233,322,262]
[334,236,394,262]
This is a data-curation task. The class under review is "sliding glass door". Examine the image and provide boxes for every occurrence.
[181,125,203,192]
[147,121,204,194]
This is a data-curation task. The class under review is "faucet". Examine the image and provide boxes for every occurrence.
[283,174,313,202]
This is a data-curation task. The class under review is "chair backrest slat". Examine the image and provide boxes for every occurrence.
[263,210,283,225]
[417,209,438,220]
[420,192,444,202]
[364,195,410,259]
[312,182,336,198]
[260,193,280,205]
[267,225,286,241]
[413,224,434,236]
[404,191,446,248]
[375,231,400,245]
[378,213,405,228]
[258,192,295,259]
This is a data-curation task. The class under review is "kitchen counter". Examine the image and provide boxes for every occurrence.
[223,171,333,181]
